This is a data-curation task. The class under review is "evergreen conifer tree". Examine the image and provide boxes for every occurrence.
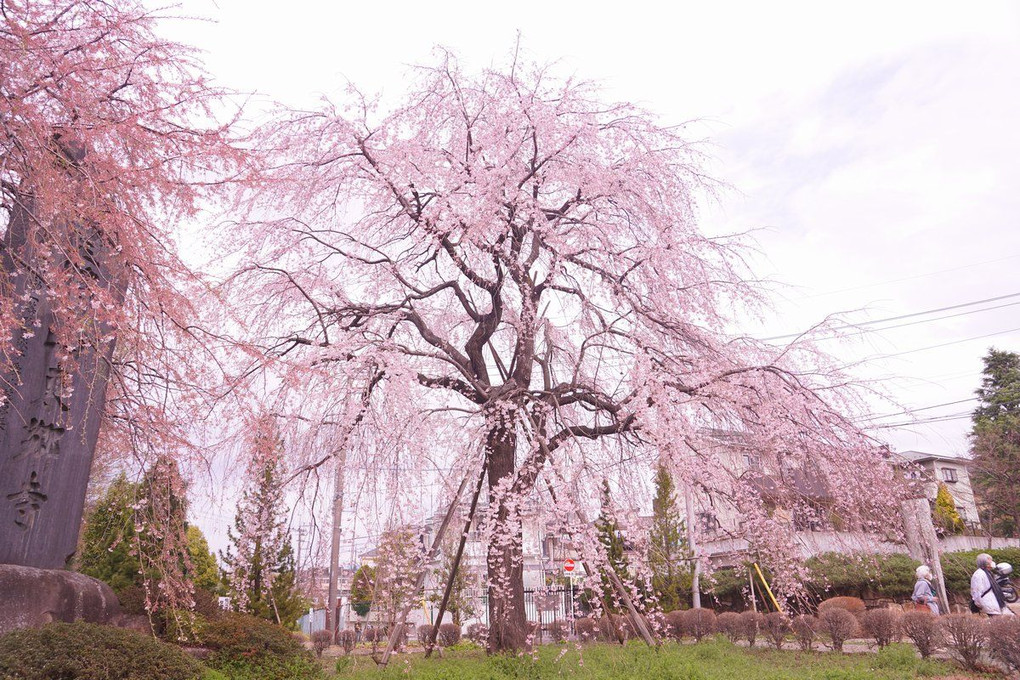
[222,415,305,627]
[594,479,629,607]
[647,465,691,611]
[971,348,1020,535]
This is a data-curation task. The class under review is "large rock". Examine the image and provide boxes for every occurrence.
[0,564,122,635]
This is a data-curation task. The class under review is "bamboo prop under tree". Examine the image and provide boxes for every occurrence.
[375,465,476,668]
[424,459,489,658]
[521,412,657,648]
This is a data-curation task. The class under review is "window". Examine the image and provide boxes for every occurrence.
[941,467,958,483]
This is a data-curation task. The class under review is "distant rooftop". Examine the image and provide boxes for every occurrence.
[892,449,973,465]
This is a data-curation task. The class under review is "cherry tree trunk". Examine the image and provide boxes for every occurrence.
[0,193,122,568]
[485,423,528,653]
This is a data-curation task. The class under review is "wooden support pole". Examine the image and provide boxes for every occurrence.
[376,468,474,668]
[424,460,488,658]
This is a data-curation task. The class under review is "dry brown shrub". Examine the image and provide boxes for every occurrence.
[819,607,858,652]
[762,612,791,650]
[939,613,987,671]
[901,610,941,658]
[792,614,818,651]
[737,611,764,647]
[437,623,461,647]
[310,630,331,657]
[663,611,685,641]
[817,596,866,617]
[861,608,902,648]
[716,612,742,643]
[988,615,1020,673]
[681,608,717,642]
[574,617,600,642]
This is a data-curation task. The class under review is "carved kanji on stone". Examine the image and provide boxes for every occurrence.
[6,472,47,531]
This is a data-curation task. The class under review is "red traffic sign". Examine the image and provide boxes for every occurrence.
[563,559,576,573]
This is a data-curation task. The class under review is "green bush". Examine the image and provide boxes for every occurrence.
[0,621,202,680]
[805,552,919,599]
[198,613,322,680]
[940,547,1020,595]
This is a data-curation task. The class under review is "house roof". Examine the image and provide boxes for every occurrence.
[892,449,973,466]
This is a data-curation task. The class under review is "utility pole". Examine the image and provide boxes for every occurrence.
[295,526,307,594]
[683,482,701,609]
[327,448,347,643]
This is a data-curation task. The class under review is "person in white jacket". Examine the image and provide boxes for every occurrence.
[972,553,1014,616]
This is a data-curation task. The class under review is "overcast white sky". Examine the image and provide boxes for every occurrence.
[167,0,1020,552]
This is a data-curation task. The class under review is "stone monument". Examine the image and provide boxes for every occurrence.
[0,141,126,632]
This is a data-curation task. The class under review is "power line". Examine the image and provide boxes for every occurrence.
[862,397,978,422]
[873,326,1020,361]
[801,253,1020,299]
[763,291,1020,341]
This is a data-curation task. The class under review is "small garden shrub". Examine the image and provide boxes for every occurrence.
[663,611,685,641]
[598,615,631,641]
[310,630,331,657]
[861,608,901,648]
[682,608,717,642]
[199,612,322,680]
[939,613,987,671]
[762,612,790,650]
[466,623,488,645]
[737,611,763,647]
[716,612,742,643]
[817,596,866,618]
[0,621,202,680]
[574,617,600,642]
[988,615,1020,673]
[819,607,858,652]
[548,619,568,642]
[338,629,357,655]
[437,622,461,647]
[417,624,432,646]
[792,614,817,651]
[901,610,941,658]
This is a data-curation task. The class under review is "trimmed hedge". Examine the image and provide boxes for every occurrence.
[940,548,1020,595]
[198,613,322,680]
[0,621,202,680]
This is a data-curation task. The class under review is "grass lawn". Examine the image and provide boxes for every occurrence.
[327,638,977,680]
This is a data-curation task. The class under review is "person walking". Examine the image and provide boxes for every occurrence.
[912,565,940,614]
[971,553,1014,616]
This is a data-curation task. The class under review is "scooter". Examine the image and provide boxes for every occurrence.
[996,562,1018,604]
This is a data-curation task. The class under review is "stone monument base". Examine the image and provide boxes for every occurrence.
[0,564,123,636]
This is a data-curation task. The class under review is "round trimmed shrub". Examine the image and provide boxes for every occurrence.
[861,608,901,648]
[792,614,817,651]
[681,608,717,642]
[716,612,742,642]
[437,622,461,647]
[310,629,331,657]
[762,612,791,650]
[417,624,432,646]
[939,613,987,671]
[199,612,322,679]
[988,614,1020,673]
[574,617,600,642]
[901,610,941,659]
[819,607,858,652]
[817,596,866,618]
[338,629,357,655]
[0,621,202,680]
[664,610,685,641]
[737,610,763,647]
